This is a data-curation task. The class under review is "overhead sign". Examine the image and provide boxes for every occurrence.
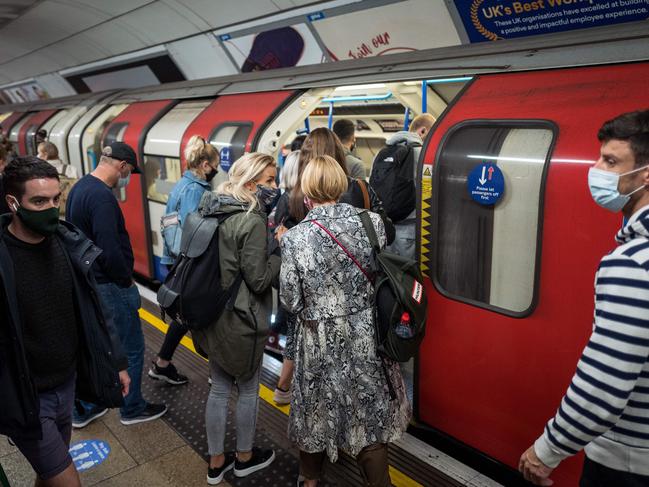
[467,163,505,205]
[220,147,232,172]
[455,0,649,42]
[69,440,110,472]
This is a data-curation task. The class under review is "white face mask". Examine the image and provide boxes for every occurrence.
[588,164,649,212]
[117,172,131,189]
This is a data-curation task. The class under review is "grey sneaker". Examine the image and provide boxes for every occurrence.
[120,403,167,426]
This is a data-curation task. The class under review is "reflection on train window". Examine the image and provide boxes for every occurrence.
[143,155,182,204]
[434,124,554,315]
[208,123,252,171]
[99,122,128,157]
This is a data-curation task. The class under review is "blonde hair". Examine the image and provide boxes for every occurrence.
[301,155,348,203]
[280,150,300,191]
[217,152,276,212]
[38,141,58,160]
[184,135,219,170]
[409,113,435,133]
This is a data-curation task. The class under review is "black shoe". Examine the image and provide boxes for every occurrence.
[233,447,275,477]
[120,403,167,426]
[207,452,235,485]
[148,361,188,385]
[72,403,108,429]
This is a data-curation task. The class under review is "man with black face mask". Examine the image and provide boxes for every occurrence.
[0,157,130,486]
[67,142,168,429]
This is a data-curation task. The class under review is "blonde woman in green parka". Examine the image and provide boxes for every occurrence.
[192,152,281,485]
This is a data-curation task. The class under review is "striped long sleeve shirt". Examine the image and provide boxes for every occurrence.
[534,205,649,475]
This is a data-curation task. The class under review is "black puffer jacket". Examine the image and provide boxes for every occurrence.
[0,215,127,440]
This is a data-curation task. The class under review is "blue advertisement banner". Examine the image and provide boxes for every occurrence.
[454,0,649,42]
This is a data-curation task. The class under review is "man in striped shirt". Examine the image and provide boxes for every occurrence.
[520,110,649,486]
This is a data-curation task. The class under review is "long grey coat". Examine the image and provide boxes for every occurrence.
[192,195,280,381]
[280,203,410,461]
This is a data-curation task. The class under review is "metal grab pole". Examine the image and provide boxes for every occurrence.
[403,107,410,131]
[421,80,427,115]
[327,101,334,129]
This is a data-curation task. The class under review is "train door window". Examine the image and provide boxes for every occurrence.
[143,155,181,204]
[208,123,252,188]
[102,122,129,148]
[433,122,554,315]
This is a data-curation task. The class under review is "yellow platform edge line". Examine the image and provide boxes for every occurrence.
[139,308,422,487]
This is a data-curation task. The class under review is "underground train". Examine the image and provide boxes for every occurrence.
[2,31,649,486]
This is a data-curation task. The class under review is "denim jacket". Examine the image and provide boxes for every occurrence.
[161,171,211,265]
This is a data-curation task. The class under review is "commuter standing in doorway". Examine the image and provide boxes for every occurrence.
[0,157,129,487]
[519,110,649,486]
[370,113,434,259]
[192,153,280,484]
[66,141,168,427]
[332,118,367,179]
[280,155,410,486]
[273,127,394,405]
[149,135,220,385]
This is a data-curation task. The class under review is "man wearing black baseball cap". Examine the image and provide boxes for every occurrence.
[66,141,167,428]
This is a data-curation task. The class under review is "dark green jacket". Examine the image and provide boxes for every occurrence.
[192,196,280,381]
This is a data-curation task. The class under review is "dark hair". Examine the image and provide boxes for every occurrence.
[290,134,307,152]
[3,156,59,200]
[598,110,649,167]
[332,119,355,143]
[0,144,6,162]
[288,127,348,221]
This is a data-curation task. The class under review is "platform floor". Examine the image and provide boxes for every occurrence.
[0,291,500,487]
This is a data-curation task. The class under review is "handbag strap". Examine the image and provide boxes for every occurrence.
[311,220,372,282]
[358,210,381,253]
[357,179,370,210]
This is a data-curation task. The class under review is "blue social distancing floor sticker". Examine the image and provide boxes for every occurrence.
[467,163,505,206]
[69,440,110,472]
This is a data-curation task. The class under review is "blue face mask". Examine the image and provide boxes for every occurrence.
[588,165,649,212]
[117,172,131,189]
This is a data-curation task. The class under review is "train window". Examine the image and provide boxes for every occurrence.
[208,123,252,172]
[433,122,555,316]
[143,155,182,204]
[102,122,128,148]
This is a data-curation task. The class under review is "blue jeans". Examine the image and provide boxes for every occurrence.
[81,283,147,418]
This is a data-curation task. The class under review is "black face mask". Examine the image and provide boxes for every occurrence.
[205,167,218,183]
[11,198,59,237]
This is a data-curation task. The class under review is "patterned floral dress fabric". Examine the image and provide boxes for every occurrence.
[280,203,411,461]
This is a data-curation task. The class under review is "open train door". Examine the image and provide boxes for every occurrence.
[415,64,649,486]
[179,91,298,188]
[18,109,58,155]
[101,100,177,279]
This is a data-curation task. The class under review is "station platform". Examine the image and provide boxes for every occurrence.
[0,285,502,487]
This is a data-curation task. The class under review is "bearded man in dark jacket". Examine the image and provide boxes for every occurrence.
[0,157,129,487]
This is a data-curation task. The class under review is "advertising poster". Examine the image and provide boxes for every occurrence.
[312,0,461,60]
[2,81,49,104]
[454,0,649,42]
[220,24,325,72]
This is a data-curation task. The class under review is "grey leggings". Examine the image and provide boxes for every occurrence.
[206,360,261,456]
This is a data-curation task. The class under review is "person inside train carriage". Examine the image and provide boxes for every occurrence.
[290,134,306,152]
[519,110,649,487]
[0,157,130,487]
[149,135,219,386]
[191,152,280,485]
[333,118,367,179]
[272,127,395,405]
[280,155,410,487]
[66,141,168,428]
[370,113,434,260]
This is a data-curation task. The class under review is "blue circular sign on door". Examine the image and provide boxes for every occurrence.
[220,147,232,172]
[68,439,110,472]
[467,163,505,206]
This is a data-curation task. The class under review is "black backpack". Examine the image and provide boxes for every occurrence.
[369,142,418,222]
[157,210,243,330]
[358,211,427,364]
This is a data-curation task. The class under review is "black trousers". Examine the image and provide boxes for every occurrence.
[158,320,187,361]
[580,457,649,487]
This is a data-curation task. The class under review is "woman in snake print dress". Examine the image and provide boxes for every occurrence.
[279,156,410,486]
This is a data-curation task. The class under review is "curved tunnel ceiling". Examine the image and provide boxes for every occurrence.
[0,0,325,84]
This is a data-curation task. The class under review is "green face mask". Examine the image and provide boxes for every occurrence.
[11,199,60,237]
